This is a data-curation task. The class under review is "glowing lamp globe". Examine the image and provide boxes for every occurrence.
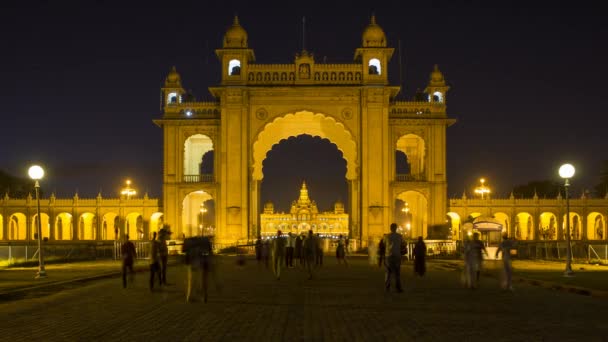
[28,165,44,180]
[559,164,575,179]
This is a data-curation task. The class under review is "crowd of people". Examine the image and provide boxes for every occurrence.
[118,223,517,303]
[254,230,349,281]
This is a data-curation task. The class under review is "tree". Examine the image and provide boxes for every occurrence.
[0,169,33,198]
[512,180,560,198]
[594,160,608,198]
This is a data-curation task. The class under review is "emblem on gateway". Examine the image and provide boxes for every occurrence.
[341,108,353,120]
[255,108,268,120]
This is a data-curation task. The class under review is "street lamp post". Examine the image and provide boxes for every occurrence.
[474,178,491,199]
[28,165,47,279]
[120,179,136,200]
[200,204,207,236]
[559,163,575,277]
[402,203,411,238]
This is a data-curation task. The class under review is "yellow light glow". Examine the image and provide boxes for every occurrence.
[474,178,491,199]
[28,165,44,180]
[121,179,136,198]
[559,164,575,179]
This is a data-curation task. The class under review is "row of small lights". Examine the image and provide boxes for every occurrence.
[260,234,346,240]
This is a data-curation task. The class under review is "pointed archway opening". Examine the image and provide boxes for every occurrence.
[260,135,348,238]
[182,190,215,238]
[251,111,359,243]
[394,191,428,239]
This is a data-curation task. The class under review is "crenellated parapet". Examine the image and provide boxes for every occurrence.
[389,101,446,118]
[245,63,363,86]
[163,101,221,118]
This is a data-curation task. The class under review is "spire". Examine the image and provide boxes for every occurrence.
[302,16,306,52]
[370,13,376,25]
[299,181,310,204]
[233,15,239,26]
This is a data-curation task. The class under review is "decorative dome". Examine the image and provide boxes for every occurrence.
[223,16,248,48]
[362,15,386,47]
[429,64,446,86]
[263,201,274,214]
[165,66,181,86]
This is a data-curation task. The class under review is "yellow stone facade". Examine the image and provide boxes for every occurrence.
[153,16,455,246]
[259,182,348,238]
[0,193,162,241]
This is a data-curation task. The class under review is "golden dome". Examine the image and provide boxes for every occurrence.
[165,66,181,86]
[223,16,248,48]
[429,64,446,86]
[362,15,386,47]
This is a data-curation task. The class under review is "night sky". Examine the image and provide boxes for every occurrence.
[1,1,606,209]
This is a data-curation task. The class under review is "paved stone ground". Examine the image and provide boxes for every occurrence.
[1,256,607,341]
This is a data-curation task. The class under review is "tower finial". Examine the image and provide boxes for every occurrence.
[233,14,239,25]
[371,13,376,25]
[302,16,306,52]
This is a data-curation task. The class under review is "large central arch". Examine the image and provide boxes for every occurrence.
[250,110,359,240]
[252,111,357,181]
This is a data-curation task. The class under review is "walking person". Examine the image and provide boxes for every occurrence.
[315,233,324,267]
[286,232,295,268]
[158,228,171,286]
[384,223,404,293]
[255,235,263,268]
[465,232,488,289]
[183,235,214,303]
[413,236,427,277]
[377,238,386,268]
[272,230,286,280]
[261,239,270,269]
[148,232,161,291]
[303,230,316,280]
[120,234,136,288]
[336,234,348,266]
[495,233,517,291]
[296,234,305,267]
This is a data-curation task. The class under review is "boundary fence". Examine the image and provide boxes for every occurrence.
[0,241,115,267]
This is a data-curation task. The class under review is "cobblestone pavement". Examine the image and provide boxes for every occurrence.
[1,256,607,341]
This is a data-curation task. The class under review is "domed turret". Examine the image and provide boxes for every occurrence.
[164,66,181,87]
[223,16,248,48]
[264,201,274,214]
[362,15,386,47]
[429,64,446,86]
[334,200,345,214]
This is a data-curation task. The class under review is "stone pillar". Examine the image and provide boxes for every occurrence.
[360,89,390,247]
[348,179,360,242]
[218,89,249,244]
[249,179,261,240]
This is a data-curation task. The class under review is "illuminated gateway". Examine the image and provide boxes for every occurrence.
[260,182,348,237]
[154,15,454,246]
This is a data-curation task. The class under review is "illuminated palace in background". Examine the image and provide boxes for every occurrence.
[259,182,349,238]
